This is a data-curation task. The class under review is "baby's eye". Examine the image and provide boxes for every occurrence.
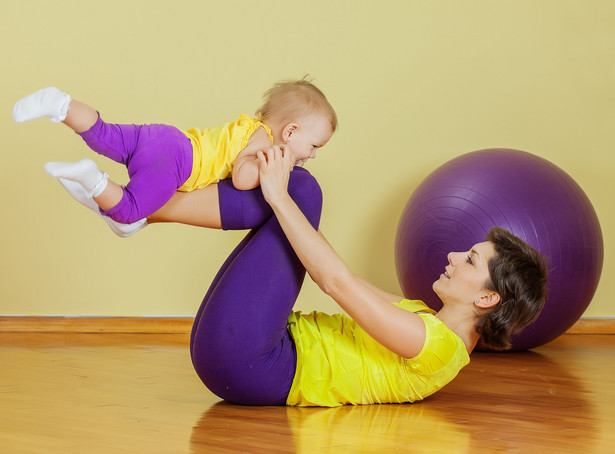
[466,255,473,265]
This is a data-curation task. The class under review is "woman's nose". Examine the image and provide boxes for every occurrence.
[448,252,460,265]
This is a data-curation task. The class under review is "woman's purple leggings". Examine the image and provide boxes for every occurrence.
[190,167,322,405]
[77,114,193,224]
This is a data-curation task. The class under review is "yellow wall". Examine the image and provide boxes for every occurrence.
[1,1,613,317]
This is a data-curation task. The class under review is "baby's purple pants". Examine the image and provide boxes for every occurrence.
[77,114,193,223]
[190,167,322,405]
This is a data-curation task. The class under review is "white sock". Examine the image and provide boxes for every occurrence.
[13,87,72,123]
[44,159,108,197]
[56,178,148,238]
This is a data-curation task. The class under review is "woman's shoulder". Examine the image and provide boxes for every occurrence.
[393,299,437,315]
[393,299,469,366]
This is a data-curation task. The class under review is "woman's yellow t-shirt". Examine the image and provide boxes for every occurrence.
[179,114,273,191]
[286,299,470,407]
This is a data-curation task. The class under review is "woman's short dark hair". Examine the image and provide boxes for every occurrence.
[475,227,549,350]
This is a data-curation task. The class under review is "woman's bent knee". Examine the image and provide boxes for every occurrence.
[288,168,323,227]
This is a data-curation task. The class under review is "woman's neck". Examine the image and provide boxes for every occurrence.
[435,306,480,353]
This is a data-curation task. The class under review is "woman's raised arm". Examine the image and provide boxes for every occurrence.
[257,146,426,359]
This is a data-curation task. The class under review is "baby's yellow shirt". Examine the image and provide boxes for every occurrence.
[286,299,470,407]
[179,114,273,191]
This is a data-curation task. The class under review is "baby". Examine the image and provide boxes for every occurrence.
[13,78,337,236]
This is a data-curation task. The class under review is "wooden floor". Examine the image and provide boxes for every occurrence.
[0,333,613,453]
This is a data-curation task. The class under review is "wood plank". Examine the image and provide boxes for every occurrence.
[564,317,615,334]
[0,316,193,333]
[1,316,614,334]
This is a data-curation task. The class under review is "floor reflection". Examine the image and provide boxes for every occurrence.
[190,402,296,453]
[429,349,598,452]
[191,349,597,453]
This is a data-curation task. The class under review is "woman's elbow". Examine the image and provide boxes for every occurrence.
[317,268,355,299]
[318,280,337,297]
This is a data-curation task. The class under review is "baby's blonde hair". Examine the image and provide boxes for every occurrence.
[255,77,338,132]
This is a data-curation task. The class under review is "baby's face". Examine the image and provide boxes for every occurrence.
[286,112,333,166]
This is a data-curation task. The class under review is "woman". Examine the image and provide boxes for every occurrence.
[148,146,548,407]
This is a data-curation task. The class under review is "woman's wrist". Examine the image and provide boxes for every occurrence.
[267,191,294,213]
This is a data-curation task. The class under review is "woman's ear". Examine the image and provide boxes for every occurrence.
[282,123,298,143]
[475,292,501,309]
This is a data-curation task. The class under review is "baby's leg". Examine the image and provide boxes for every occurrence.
[14,87,140,164]
[13,87,98,133]
[44,159,109,199]
[63,100,99,133]
[44,159,140,231]
[56,178,147,238]
[191,168,322,405]
[45,152,188,224]
[17,87,192,223]
[13,87,72,124]
[48,119,193,224]
[93,124,193,223]
[44,158,126,211]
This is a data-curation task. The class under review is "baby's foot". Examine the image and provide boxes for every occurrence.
[13,87,72,123]
[44,159,108,197]
[56,177,147,238]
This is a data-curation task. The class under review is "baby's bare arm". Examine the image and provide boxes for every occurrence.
[232,128,274,190]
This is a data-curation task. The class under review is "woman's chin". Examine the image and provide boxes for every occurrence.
[432,279,440,294]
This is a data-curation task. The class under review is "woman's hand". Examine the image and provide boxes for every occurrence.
[257,145,295,207]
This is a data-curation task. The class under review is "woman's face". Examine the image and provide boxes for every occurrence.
[432,241,496,306]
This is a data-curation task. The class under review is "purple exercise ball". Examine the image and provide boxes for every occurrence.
[395,149,603,351]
